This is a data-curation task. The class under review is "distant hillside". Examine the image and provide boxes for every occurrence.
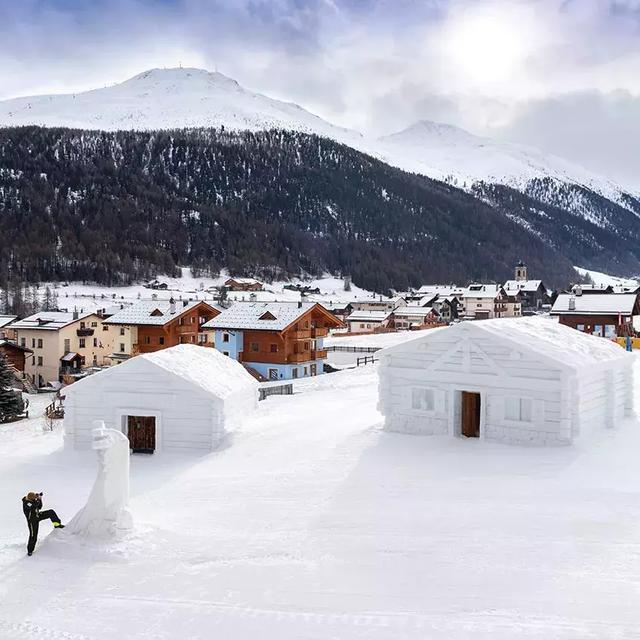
[0,126,587,292]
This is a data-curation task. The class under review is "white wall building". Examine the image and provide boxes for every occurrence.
[346,310,391,333]
[63,344,258,452]
[378,317,633,445]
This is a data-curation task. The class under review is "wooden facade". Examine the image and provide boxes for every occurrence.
[557,313,634,338]
[224,278,263,292]
[134,302,220,354]
[0,340,32,372]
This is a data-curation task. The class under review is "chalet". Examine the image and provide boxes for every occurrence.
[202,302,343,380]
[0,339,32,373]
[0,315,17,340]
[103,298,221,360]
[378,317,633,446]
[63,344,258,453]
[550,293,640,338]
[326,302,354,322]
[495,287,522,318]
[572,284,614,295]
[350,297,405,313]
[224,277,264,292]
[389,306,441,330]
[10,311,114,388]
[345,310,391,334]
[429,295,460,323]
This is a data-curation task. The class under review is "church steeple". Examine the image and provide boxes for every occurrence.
[515,261,527,282]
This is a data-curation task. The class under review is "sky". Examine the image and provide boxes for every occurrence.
[0,0,639,187]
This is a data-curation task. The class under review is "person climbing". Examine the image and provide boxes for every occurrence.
[22,491,65,556]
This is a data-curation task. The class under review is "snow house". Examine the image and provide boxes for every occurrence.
[377,317,634,445]
[63,344,259,453]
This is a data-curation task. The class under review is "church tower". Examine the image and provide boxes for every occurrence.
[515,261,527,282]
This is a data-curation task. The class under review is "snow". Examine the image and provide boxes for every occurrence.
[1,66,636,210]
[574,266,640,289]
[2,357,640,637]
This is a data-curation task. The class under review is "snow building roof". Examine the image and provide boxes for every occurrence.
[0,315,17,328]
[0,338,32,352]
[551,293,638,315]
[346,310,390,322]
[65,344,258,400]
[382,316,630,370]
[225,277,262,285]
[203,302,329,331]
[10,311,94,331]
[104,300,218,326]
[417,285,463,296]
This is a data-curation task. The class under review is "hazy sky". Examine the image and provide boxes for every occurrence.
[1,0,639,187]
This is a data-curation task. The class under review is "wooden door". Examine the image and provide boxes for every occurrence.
[127,415,156,453]
[461,392,481,438]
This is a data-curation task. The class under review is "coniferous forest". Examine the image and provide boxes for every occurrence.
[2,126,638,293]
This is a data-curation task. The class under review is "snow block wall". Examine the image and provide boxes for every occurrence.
[378,318,634,446]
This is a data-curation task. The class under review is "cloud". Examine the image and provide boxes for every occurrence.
[0,0,639,186]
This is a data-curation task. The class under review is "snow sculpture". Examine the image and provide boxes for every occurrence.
[67,420,133,537]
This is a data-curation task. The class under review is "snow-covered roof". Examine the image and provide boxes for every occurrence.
[551,294,638,315]
[346,310,390,322]
[504,279,544,293]
[0,338,32,352]
[141,344,258,399]
[65,344,258,400]
[383,316,630,370]
[392,305,437,317]
[462,284,501,299]
[225,277,262,285]
[203,302,329,331]
[0,315,16,328]
[104,300,218,326]
[417,285,464,296]
[10,311,94,331]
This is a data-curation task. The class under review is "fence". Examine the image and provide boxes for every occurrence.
[356,355,377,367]
[325,345,380,353]
[259,383,294,401]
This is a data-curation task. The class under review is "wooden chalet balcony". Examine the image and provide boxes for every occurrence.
[176,324,196,335]
[287,352,311,363]
[311,327,329,338]
[312,349,328,360]
[290,329,312,340]
[76,328,94,337]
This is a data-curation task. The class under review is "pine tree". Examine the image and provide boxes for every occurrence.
[0,354,24,423]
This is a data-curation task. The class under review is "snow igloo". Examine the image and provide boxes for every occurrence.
[378,317,634,445]
[63,344,259,452]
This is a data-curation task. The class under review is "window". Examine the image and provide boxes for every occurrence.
[360,324,365,329]
[37,339,43,348]
[505,397,533,422]
[79,338,86,348]
[303,367,308,376]
[20,338,26,347]
[144,336,151,345]
[594,324,603,336]
[64,338,71,353]
[304,342,309,350]
[251,342,259,352]
[119,343,125,353]
[80,322,85,329]
[576,324,585,332]
[103,325,109,331]
[198,334,207,344]
[159,336,165,345]
[223,333,230,343]
[31,356,35,365]
[32,338,35,348]
[179,317,185,326]
[268,368,278,380]
[292,368,298,379]
[37,356,43,366]
[120,328,125,336]
[91,321,97,328]
[411,388,435,411]
[93,338,98,347]
[223,351,230,357]
[605,325,616,338]
[270,344,278,353]
[191,317,196,323]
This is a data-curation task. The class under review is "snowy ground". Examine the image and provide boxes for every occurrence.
[2,361,640,639]
[575,266,639,289]
[34,269,382,315]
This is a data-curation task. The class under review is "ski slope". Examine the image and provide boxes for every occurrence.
[2,359,640,639]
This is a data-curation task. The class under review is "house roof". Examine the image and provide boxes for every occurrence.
[417,285,464,296]
[551,293,638,315]
[104,300,219,326]
[65,344,258,400]
[462,284,501,299]
[383,316,629,370]
[10,311,94,331]
[203,301,336,331]
[225,277,262,285]
[0,315,17,328]
[391,305,438,317]
[346,310,391,322]
[0,339,32,353]
[504,279,544,293]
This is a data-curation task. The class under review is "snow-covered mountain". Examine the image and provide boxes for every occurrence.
[0,67,361,142]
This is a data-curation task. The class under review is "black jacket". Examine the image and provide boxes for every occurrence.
[22,496,42,522]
